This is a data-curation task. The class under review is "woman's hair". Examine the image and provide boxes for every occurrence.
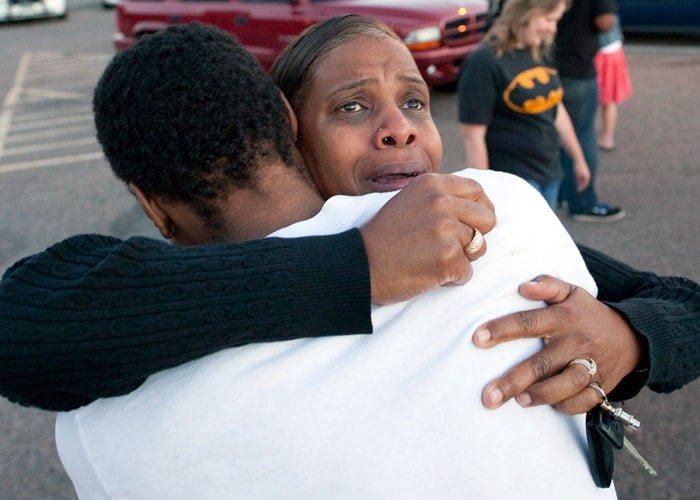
[486,0,570,61]
[270,14,401,115]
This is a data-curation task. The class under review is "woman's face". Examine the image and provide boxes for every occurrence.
[518,1,566,48]
[296,36,443,198]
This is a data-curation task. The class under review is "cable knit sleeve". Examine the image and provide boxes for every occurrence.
[0,231,371,411]
[579,244,700,401]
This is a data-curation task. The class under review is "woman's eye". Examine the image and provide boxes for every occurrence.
[404,98,424,110]
[339,101,363,113]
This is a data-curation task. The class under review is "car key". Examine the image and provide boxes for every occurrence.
[586,405,620,487]
[596,390,657,476]
[586,404,657,488]
[620,432,658,477]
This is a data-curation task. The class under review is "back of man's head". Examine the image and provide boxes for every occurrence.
[94,23,298,226]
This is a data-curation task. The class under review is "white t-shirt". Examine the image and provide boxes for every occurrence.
[56,169,616,499]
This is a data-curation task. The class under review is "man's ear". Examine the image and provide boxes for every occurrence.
[280,92,298,142]
[128,183,175,240]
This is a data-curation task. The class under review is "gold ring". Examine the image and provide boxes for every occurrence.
[464,228,484,255]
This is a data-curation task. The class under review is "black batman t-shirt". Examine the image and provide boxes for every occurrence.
[458,46,563,184]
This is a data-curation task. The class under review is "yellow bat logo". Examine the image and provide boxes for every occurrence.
[503,67,562,114]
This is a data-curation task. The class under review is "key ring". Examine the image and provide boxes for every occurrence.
[588,382,607,402]
[589,382,641,430]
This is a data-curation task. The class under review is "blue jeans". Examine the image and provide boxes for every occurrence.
[527,178,562,210]
[559,77,599,214]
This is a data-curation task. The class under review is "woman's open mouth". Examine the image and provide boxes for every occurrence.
[368,171,421,192]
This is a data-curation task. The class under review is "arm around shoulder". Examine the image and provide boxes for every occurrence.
[0,231,371,410]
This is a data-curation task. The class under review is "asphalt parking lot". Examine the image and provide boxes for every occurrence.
[0,11,698,500]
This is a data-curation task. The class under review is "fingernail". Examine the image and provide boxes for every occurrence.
[485,387,503,407]
[473,327,491,345]
[516,392,532,407]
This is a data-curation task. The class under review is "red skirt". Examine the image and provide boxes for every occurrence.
[594,47,633,106]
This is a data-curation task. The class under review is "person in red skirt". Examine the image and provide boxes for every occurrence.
[594,13,633,151]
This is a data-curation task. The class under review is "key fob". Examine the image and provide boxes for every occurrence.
[594,406,625,449]
[586,406,623,488]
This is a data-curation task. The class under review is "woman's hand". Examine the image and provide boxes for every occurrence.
[361,173,496,305]
[473,275,644,414]
[573,159,591,192]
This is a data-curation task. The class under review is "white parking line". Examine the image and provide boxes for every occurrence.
[3,137,98,157]
[0,52,31,160]
[4,123,96,145]
[16,88,90,103]
[0,152,105,174]
[9,112,93,132]
[0,51,110,173]
[11,106,92,124]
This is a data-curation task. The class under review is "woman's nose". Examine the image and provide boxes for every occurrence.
[374,110,417,148]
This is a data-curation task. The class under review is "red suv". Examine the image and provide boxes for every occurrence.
[113,0,490,86]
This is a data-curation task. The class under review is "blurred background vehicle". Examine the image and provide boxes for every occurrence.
[102,0,118,9]
[112,0,490,87]
[617,0,700,34]
[487,0,700,35]
[0,0,66,22]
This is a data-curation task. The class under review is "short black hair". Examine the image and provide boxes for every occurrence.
[94,22,298,229]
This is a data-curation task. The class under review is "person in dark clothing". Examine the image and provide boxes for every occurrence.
[0,20,496,412]
[555,0,626,221]
[1,17,698,416]
[54,26,612,496]
[458,0,590,210]
[267,12,698,414]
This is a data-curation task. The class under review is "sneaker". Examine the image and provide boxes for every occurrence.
[570,203,626,222]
